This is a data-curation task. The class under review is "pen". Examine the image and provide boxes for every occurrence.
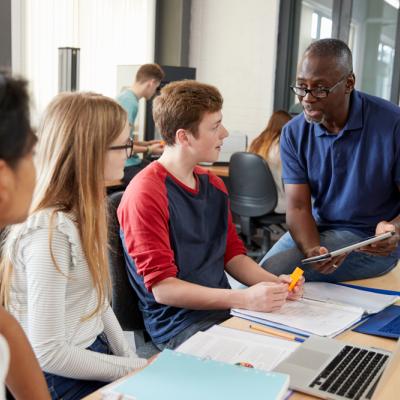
[249,324,305,342]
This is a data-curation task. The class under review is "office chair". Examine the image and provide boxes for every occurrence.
[107,191,149,340]
[229,152,286,259]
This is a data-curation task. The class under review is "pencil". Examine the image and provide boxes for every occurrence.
[249,324,305,342]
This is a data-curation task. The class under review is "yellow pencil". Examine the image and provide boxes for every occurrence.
[249,324,305,342]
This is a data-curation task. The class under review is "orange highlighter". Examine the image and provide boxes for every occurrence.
[288,267,304,291]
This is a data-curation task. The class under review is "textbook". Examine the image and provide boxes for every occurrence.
[105,349,290,400]
[176,325,299,371]
[231,282,398,337]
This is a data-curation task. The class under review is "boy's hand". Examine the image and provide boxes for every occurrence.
[279,274,304,300]
[243,282,288,312]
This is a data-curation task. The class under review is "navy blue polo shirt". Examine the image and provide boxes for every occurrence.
[281,90,400,241]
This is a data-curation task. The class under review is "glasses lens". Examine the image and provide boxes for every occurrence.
[291,87,304,96]
[311,89,327,99]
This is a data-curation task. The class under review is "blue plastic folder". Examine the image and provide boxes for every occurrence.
[337,283,400,296]
[353,305,400,338]
[109,349,290,400]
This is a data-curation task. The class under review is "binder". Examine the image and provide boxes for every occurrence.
[337,283,400,296]
[106,349,290,400]
[231,282,398,338]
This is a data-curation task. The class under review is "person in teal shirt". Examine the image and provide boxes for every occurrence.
[117,64,165,176]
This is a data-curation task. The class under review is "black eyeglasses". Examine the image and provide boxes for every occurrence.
[290,75,348,99]
[108,137,134,158]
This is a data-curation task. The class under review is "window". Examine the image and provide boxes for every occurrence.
[12,0,156,119]
[349,0,398,100]
[311,12,333,40]
[275,0,400,110]
[288,0,333,112]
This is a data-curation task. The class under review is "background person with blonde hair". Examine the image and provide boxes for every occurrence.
[0,72,50,400]
[248,110,292,214]
[1,92,146,400]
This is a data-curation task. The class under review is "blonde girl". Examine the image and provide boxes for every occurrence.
[1,92,146,400]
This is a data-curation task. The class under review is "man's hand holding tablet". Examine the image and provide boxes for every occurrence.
[302,245,348,274]
[358,221,399,256]
[302,231,396,272]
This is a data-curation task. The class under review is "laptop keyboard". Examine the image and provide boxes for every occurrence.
[379,314,400,334]
[309,345,389,399]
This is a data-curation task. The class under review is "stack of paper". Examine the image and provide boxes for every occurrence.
[231,282,399,338]
[177,325,300,371]
[105,349,290,400]
[232,299,363,337]
[303,282,398,314]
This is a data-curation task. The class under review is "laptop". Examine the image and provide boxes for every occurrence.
[354,305,400,338]
[274,335,400,400]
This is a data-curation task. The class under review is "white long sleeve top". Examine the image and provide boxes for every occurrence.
[7,210,147,382]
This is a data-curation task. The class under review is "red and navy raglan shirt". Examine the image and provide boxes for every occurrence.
[117,161,246,344]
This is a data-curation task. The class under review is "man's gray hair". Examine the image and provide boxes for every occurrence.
[305,38,353,74]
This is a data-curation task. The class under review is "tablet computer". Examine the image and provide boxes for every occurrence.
[301,231,396,264]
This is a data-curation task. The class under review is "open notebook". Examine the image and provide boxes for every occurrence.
[231,282,398,337]
[176,325,300,372]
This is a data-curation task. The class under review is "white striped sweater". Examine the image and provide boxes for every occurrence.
[7,210,147,382]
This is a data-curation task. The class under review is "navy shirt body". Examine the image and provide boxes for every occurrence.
[118,162,245,344]
[281,90,400,241]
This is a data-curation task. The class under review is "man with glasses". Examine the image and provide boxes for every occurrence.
[260,38,400,282]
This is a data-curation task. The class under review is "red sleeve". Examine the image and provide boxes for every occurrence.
[117,171,178,291]
[199,168,247,264]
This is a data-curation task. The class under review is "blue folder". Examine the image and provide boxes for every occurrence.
[353,304,400,339]
[109,349,290,400]
[337,283,400,296]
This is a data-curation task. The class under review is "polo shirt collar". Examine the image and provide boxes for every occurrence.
[313,90,363,136]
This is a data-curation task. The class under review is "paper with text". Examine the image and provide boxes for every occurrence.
[303,282,398,314]
[177,327,299,371]
[232,298,364,337]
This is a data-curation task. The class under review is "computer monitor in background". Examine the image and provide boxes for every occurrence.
[116,65,196,141]
[217,132,248,164]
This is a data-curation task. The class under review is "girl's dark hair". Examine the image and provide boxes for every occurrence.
[0,71,36,168]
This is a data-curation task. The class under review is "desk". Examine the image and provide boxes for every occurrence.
[105,179,123,188]
[221,266,400,400]
[84,264,400,400]
[201,164,229,177]
[105,166,229,186]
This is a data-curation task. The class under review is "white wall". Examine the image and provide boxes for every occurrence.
[189,0,280,144]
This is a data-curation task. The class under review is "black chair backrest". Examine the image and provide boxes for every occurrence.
[229,152,278,217]
[107,191,145,331]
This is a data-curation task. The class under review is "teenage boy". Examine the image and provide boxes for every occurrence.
[118,80,304,350]
[117,63,165,181]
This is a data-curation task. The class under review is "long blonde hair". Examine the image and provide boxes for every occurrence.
[1,92,127,318]
[249,110,292,161]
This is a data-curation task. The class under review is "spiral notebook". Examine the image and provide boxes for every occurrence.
[105,349,289,400]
